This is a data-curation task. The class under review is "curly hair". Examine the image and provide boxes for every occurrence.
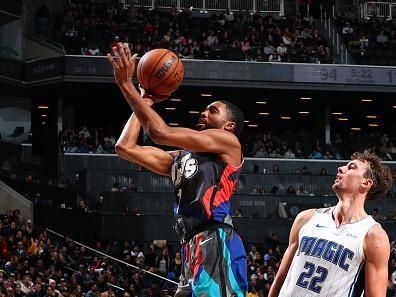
[351,151,393,201]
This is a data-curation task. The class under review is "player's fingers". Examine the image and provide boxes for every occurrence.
[123,43,132,61]
[106,53,119,69]
[112,47,123,67]
[131,53,138,63]
[118,42,128,65]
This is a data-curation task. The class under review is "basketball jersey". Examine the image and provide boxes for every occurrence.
[171,150,242,237]
[279,207,378,297]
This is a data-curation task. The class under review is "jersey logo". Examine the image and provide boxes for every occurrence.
[315,224,328,228]
[172,153,199,186]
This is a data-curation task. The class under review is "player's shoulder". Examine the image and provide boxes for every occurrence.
[365,223,389,245]
[294,208,317,226]
[363,223,390,259]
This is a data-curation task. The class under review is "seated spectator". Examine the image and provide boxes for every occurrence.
[341,22,354,35]
[296,185,309,196]
[284,148,295,159]
[271,164,280,174]
[377,30,389,46]
[319,168,328,176]
[286,185,296,195]
[268,51,281,62]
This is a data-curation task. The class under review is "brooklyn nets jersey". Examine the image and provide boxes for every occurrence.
[279,207,378,297]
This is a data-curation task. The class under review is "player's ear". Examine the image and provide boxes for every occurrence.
[362,177,373,190]
[224,121,236,132]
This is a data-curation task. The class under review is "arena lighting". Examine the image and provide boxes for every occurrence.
[255,101,267,104]
[280,116,292,120]
[300,97,312,100]
[38,105,49,109]
[351,127,361,131]
[361,98,373,102]
[41,114,47,117]
[393,105,396,109]
[41,121,46,125]
[168,123,179,126]
[368,123,380,127]
[188,110,200,114]
[165,107,176,110]
[243,120,250,123]
[259,112,270,115]
[170,98,182,102]
[331,112,343,115]
[338,118,349,121]
[366,115,377,119]
[200,93,212,97]
[247,124,258,127]
[298,111,310,114]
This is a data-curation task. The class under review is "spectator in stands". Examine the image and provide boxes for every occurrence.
[285,185,296,195]
[341,22,354,35]
[284,148,295,159]
[271,164,280,174]
[376,31,389,46]
[154,248,170,277]
[268,51,281,62]
[319,168,328,176]
[296,185,309,196]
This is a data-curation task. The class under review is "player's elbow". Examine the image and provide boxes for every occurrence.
[115,144,138,161]
[115,142,126,155]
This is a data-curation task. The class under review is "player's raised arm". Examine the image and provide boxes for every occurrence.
[268,209,316,297]
[107,43,242,162]
[115,109,174,177]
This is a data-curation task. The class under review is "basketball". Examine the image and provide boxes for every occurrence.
[137,49,184,97]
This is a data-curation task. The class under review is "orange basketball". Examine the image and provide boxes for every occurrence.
[137,49,184,96]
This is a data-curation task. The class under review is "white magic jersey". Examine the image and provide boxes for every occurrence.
[279,207,378,297]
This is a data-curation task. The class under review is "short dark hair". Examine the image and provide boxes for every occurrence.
[351,151,393,201]
[219,100,244,136]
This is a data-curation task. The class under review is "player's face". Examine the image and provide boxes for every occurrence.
[196,101,230,130]
[332,160,372,196]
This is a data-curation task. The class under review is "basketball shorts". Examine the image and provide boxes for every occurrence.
[175,226,247,297]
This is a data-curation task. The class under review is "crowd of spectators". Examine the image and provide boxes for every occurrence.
[336,9,396,65]
[246,130,396,161]
[1,208,396,297]
[47,0,332,63]
[61,125,396,161]
[61,126,117,154]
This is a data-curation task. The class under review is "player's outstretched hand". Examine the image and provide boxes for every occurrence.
[107,42,137,87]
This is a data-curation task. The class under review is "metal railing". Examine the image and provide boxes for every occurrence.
[121,0,284,14]
[360,1,395,19]
[320,3,349,64]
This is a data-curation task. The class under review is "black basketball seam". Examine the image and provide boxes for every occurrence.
[147,49,171,90]
[150,55,182,94]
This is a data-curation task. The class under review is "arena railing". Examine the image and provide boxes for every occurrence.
[360,1,395,19]
[121,0,284,15]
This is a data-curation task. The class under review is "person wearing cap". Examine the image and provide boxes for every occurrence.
[58,279,68,293]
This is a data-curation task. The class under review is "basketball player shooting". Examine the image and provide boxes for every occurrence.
[268,152,393,297]
[107,43,248,297]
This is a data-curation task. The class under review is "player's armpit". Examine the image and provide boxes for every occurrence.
[116,145,174,176]
[364,224,390,297]
[149,127,240,155]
